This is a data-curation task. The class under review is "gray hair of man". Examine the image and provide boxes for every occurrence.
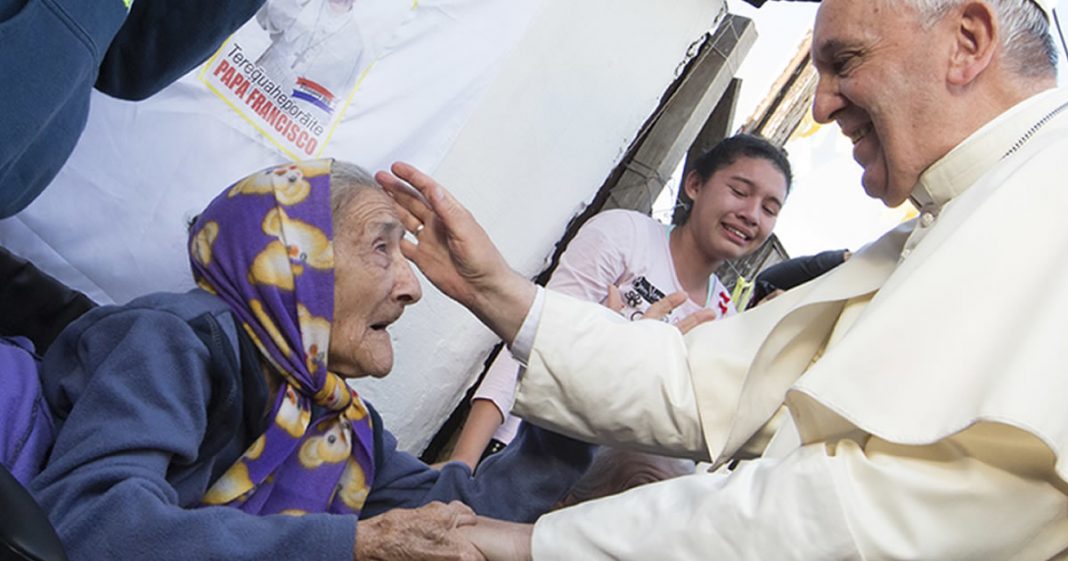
[890,0,1057,78]
[329,160,383,229]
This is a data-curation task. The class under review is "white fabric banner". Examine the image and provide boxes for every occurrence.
[1,0,726,450]
[0,0,541,305]
[202,0,414,159]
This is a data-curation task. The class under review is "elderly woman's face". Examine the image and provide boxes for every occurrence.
[329,188,422,378]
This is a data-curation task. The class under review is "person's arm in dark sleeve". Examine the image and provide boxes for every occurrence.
[95,0,265,100]
[362,411,594,523]
[32,306,356,561]
[0,0,128,217]
[0,247,96,353]
[755,249,848,292]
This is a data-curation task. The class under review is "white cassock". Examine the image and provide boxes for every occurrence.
[510,87,1068,560]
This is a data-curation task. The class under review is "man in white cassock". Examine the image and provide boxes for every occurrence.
[378,0,1068,558]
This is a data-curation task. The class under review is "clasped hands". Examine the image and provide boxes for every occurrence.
[354,501,532,561]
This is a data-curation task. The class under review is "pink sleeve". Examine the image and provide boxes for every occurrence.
[546,210,636,303]
[472,350,523,418]
[473,211,637,441]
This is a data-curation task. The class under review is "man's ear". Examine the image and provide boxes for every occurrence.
[683,170,704,201]
[947,1,997,86]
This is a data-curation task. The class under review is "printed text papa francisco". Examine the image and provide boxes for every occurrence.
[212,44,327,156]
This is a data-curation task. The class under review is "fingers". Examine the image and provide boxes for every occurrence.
[642,291,689,321]
[377,162,473,248]
[399,237,420,261]
[676,309,717,335]
[381,163,445,227]
[377,169,431,233]
[459,519,534,561]
[447,500,478,527]
[354,501,488,561]
[389,162,475,235]
[420,500,477,528]
[604,285,624,313]
[389,161,445,205]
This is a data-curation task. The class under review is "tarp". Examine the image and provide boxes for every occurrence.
[0,0,726,450]
[0,0,541,305]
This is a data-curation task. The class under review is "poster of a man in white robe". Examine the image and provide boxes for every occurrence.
[255,0,365,117]
[199,0,411,160]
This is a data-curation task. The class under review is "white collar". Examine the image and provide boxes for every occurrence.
[910,88,1068,213]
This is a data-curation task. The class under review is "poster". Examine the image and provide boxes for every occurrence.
[200,0,415,159]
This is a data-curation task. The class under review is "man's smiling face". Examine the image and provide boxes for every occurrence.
[811,0,952,206]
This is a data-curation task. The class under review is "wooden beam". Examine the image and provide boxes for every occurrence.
[669,77,742,225]
[741,33,817,146]
[601,14,757,214]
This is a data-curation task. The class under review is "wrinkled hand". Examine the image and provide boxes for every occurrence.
[354,501,484,561]
[604,287,716,335]
[376,162,535,343]
[459,517,534,561]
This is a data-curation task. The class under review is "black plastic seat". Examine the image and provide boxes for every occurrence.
[0,464,66,561]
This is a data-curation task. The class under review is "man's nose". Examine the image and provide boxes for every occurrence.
[811,75,843,125]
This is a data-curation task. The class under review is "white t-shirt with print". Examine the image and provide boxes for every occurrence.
[473,209,736,443]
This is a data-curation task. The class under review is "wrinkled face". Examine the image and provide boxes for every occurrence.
[811,0,950,206]
[329,189,422,378]
[683,156,787,263]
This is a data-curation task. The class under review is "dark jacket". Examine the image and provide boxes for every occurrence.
[33,290,593,561]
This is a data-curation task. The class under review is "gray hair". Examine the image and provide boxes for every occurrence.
[893,0,1057,78]
[329,160,381,228]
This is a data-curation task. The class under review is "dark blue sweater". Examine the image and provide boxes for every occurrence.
[0,0,262,218]
[33,290,592,561]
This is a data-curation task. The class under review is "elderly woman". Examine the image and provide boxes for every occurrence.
[31,160,591,561]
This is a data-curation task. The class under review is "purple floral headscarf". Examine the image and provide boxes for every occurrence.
[188,159,375,515]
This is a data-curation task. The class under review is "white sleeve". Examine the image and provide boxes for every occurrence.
[513,290,707,459]
[256,0,311,35]
[531,433,1068,560]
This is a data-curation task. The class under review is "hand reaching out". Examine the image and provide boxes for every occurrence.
[376,162,536,344]
[603,286,716,335]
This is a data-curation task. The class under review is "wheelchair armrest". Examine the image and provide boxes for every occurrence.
[0,465,66,561]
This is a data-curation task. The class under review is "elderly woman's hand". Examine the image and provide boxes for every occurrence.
[353,501,485,561]
[376,162,536,344]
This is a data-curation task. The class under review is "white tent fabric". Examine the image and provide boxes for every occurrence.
[0,0,541,305]
[0,0,727,450]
